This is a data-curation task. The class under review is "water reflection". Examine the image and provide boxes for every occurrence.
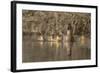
[22,35,90,63]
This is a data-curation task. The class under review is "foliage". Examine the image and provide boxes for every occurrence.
[22,10,91,36]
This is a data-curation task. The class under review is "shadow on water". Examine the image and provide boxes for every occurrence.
[22,35,91,63]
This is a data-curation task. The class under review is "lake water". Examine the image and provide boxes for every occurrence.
[22,35,91,63]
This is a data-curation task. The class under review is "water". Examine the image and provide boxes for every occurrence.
[22,35,91,63]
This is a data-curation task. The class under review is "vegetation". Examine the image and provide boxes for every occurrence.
[22,10,91,36]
